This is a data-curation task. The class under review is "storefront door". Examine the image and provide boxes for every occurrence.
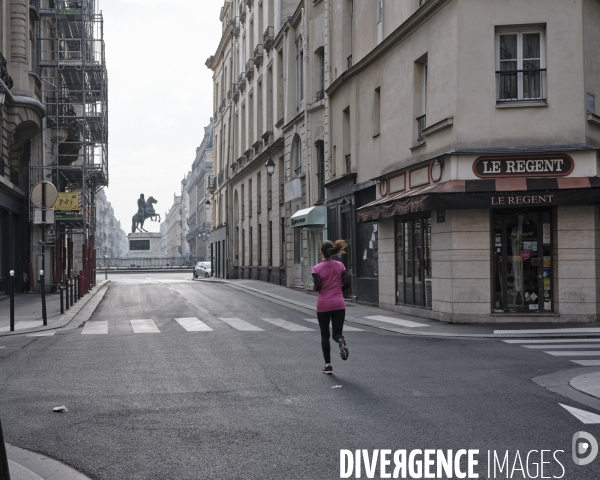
[493,210,552,313]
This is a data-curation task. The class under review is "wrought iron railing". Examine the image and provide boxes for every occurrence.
[345,154,351,174]
[0,51,13,89]
[254,44,263,65]
[245,59,254,77]
[218,170,224,186]
[263,26,274,49]
[347,55,353,69]
[232,83,239,101]
[416,114,426,142]
[496,69,547,103]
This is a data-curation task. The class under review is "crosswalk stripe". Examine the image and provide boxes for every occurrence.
[82,321,108,335]
[496,328,600,334]
[175,317,213,332]
[365,315,430,328]
[523,344,600,349]
[130,319,160,333]
[261,318,314,331]
[218,318,264,331]
[503,339,600,344]
[303,318,365,331]
[544,351,600,356]
[571,360,600,366]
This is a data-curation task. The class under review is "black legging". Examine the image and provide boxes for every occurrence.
[317,309,345,364]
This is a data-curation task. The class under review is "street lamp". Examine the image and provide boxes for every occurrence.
[265,158,275,176]
[0,85,6,106]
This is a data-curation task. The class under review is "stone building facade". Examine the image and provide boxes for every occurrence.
[164,193,185,260]
[207,0,329,288]
[94,190,127,260]
[185,119,213,261]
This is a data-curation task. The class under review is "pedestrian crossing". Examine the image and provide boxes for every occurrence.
[503,338,600,366]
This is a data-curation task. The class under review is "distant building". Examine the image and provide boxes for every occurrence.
[165,194,183,259]
[95,190,128,260]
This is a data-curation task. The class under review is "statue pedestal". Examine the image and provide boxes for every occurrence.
[127,232,164,258]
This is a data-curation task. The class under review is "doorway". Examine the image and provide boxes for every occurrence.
[492,210,553,313]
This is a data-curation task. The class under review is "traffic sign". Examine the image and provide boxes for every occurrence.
[31,181,58,208]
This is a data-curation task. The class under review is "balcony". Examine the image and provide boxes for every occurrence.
[0,52,13,89]
[416,114,426,142]
[496,69,547,104]
[345,154,351,174]
[263,27,274,50]
[238,71,247,91]
[218,170,224,186]
[347,54,353,69]
[316,89,324,101]
[227,89,232,101]
[218,104,224,116]
[245,59,254,79]
[232,83,239,102]
[254,44,264,66]
[239,2,246,22]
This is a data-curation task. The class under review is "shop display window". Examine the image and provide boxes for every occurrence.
[395,216,432,309]
[492,209,552,313]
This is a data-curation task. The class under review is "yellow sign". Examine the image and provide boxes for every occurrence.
[53,192,80,211]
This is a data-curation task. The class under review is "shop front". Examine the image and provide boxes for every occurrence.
[359,152,600,323]
[290,206,326,291]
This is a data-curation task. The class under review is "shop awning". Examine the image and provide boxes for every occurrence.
[290,206,326,227]
[357,177,600,222]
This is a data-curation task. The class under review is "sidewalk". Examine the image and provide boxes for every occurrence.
[198,277,600,339]
[0,281,110,337]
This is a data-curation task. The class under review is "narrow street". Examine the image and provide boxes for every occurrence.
[1,273,598,479]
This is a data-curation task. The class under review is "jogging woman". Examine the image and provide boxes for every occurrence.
[311,239,350,374]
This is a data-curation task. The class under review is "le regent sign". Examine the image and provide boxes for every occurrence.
[473,154,574,178]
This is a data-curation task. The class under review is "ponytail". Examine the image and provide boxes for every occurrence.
[321,239,347,259]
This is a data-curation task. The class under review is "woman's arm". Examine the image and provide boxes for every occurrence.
[312,273,322,291]
[341,270,351,291]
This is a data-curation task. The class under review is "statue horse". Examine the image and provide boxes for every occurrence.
[132,196,161,233]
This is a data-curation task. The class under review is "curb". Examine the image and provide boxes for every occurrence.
[201,278,600,339]
[0,280,110,337]
[6,444,92,480]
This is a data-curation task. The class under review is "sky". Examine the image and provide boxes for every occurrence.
[100,0,222,233]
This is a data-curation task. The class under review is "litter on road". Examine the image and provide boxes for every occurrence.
[52,406,68,413]
[332,385,343,389]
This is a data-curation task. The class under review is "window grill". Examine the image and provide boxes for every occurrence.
[345,154,351,174]
[416,114,426,142]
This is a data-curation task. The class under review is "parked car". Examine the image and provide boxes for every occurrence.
[194,262,211,278]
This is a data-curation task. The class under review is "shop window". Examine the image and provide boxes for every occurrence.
[357,222,378,278]
[395,216,432,309]
[492,210,552,313]
[496,28,546,103]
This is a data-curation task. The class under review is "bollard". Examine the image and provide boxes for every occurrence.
[65,280,70,310]
[0,418,11,480]
[75,274,79,300]
[40,270,47,327]
[70,277,74,306]
[60,282,64,315]
[9,271,14,333]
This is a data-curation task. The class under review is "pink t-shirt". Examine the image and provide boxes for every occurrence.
[312,260,346,312]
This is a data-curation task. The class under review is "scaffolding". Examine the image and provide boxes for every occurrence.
[31,0,108,286]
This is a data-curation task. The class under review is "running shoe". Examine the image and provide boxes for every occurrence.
[322,364,333,374]
[338,337,349,361]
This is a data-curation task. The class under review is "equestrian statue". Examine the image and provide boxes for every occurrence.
[132,194,161,233]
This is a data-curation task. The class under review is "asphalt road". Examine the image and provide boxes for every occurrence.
[0,272,599,479]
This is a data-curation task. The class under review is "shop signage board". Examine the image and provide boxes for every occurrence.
[53,192,80,211]
[473,154,574,178]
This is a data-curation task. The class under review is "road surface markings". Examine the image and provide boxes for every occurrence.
[218,318,264,331]
[364,315,430,328]
[175,317,213,332]
[544,351,600,356]
[571,360,600,366]
[495,327,600,335]
[130,319,161,333]
[82,321,108,335]
[26,331,56,337]
[302,318,365,332]
[522,344,600,349]
[503,339,600,344]
[560,404,600,424]
[261,318,314,331]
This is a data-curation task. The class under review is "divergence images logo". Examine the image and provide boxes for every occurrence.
[573,432,598,466]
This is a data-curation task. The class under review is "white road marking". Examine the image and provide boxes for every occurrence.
[303,318,364,331]
[261,318,314,331]
[365,315,430,328]
[26,331,56,337]
[82,321,108,335]
[130,319,160,333]
[175,317,213,332]
[503,339,600,344]
[571,360,600,366]
[0,321,44,332]
[495,328,600,335]
[560,404,600,424]
[523,344,600,349]
[219,318,264,331]
[544,351,600,356]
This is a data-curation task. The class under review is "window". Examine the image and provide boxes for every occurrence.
[316,49,325,100]
[294,227,302,264]
[268,221,273,266]
[316,141,325,202]
[249,226,253,266]
[257,172,261,213]
[376,0,383,45]
[296,35,304,109]
[280,217,286,267]
[293,135,302,175]
[373,87,381,137]
[414,56,427,142]
[396,216,432,309]
[258,224,262,266]
[496,29,546,103]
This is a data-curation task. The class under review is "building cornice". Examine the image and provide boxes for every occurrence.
[326,0,452,98]
[206,24,234,70]
[0,78,45,118]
